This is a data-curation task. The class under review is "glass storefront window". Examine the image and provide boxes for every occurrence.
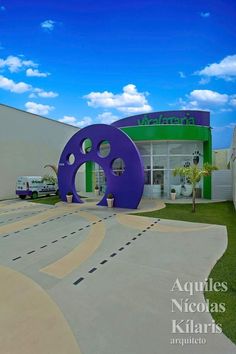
[94,141,203,198]
[169,172,183,189]
[144,170,151,185]
[153,142,168,155]
[153,156,168,169]
[169,155,202,169]
[135,141,203,197]
[168,142,203,155]
[136,143,150,155]
[142,156,151,169]
[153,170,163,185]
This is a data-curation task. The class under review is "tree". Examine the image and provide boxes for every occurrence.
[42,174,57,185]
[44,164,58,176]
[173,163,218,212]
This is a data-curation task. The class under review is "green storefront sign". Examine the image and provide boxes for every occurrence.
[137,114,195,126]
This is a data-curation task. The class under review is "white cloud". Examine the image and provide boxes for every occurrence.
[26,68,50,77]
[179,89,235,111]
[84,84,152,115]
[97,112,119,124]
[38,91,58,98]
[229,95,236,107]
[59,116,77,124]
[0,75,32,93]
[29,88,58,98]
[200,12,210,18]
[196,54,236,81]
[0,56,57,98]
[59,112,120,127]
[25,101,54,115]
[59,115,93,128]
[190,90,228,105]
[76,116,93,128]
[0,55,38,73]
[179,71,186,78]
[41,20,56,31]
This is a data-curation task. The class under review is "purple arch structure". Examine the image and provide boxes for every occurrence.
[58,124,144,209]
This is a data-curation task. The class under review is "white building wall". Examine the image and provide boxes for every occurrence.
[0,104,83,200]
[211,170,232,200]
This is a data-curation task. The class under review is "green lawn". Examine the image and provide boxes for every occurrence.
[135,201,236,344]
[29,194,87,205]
[30,195,61,205]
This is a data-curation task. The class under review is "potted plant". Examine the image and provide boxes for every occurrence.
[66,191,73,203]
[94,185,99,196]
[170,188,176,201]
[106,193,114,208]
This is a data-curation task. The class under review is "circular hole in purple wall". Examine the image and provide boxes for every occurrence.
[66,153,75,165]
[111,158,125,176]
[74,161,107,199]
[98,140,111,158]
[81,138,92,154]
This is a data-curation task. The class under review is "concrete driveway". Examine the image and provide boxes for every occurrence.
[0,198,235,354]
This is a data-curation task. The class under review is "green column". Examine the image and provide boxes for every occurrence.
[85,161,93,192]
[203,129,212,199]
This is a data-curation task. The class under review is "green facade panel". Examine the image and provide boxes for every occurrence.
[121,124,211,142]
[85,161,93,192]
[203,133,212,199]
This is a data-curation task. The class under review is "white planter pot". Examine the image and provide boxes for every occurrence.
[170,193,176,201]
[94,189,99,196]
[107,198,114,208]
[66,195,73,203]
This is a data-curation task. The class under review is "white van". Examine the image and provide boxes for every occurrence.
[16,176,58,200]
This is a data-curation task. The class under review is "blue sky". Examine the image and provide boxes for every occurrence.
[0,0,236,148]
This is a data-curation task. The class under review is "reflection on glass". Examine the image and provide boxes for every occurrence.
[136,143,150,155]
[153,156,167,169]
[144,170,151,185]
[81,138,92,153]
[142,156,151,169]
[94,163,106,193]
[112,158,125,169]
[169,142,203,155]
[99,140,111,157]
[112,158,125,176]
[153,170,163,185]
[169,156,193,169]
[153,142,168,155]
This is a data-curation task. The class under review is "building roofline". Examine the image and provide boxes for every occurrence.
[0,103,80,129]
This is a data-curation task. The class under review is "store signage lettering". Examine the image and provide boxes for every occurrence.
[137,114,195,126]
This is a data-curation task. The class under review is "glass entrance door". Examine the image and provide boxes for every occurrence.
[94,163,106,194]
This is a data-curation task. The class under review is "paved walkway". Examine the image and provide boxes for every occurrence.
[0,198,235,354]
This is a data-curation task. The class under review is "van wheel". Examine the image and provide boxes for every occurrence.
[31,192,38,199]
[19,195,26,200]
